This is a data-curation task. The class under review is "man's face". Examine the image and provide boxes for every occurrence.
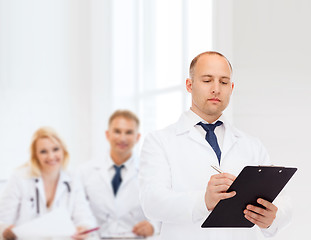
[186,54,234,121]
[106,117,140,157]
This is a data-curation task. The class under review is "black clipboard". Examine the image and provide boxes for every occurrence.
[201,166,297,228]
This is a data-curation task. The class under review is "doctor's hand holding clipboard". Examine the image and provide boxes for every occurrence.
[207,165,279,229]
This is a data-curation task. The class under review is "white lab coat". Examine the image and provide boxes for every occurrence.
[139,110,292,240]
[78,155,159,237]
[0,165,97,239]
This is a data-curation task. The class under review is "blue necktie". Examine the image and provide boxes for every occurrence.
[197,121,223,163]
[112,165,124,196]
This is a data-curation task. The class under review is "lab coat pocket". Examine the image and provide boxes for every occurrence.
[125,205,145,223]
[17,196,38,224]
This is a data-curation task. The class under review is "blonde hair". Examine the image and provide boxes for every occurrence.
[108,110,140,128]
[29,127,69,177]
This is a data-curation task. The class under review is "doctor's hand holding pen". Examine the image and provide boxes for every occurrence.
[205,166,237,211]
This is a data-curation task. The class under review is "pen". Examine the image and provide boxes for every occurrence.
[211,165,224,174]
[79,227,100,235]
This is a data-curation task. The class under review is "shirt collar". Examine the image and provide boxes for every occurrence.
[31,169,71,184]
[176,109,229,135]
[186,108,227,126]
[58,170,71,183]
[176,109,242,138]
[107,153,134,171]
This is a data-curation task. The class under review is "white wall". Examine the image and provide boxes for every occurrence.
[214,0,311,239]
[0,0,92,178]
[90,0,114,161]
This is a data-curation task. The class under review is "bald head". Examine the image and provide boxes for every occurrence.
[189,51,232,79]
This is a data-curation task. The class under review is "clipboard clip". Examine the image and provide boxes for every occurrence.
[258,165,285,173]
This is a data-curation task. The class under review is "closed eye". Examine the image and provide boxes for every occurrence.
[201,75,213,82]
[220,77,230,85]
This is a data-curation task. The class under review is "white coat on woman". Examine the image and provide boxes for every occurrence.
[0,165,97,239]
[139,110,292,240]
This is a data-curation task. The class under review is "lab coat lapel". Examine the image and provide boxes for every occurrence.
[222,123,240,160]
[188,127,211,148]
[53,171,71,207]
[121,162,137,189]
[188,124,222,167]
[92,159,116,215]
[176,112,212,149]
[98,160,115,194]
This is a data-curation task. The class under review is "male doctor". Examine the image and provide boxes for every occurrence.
[139,51,292,240]
[79,110,158,238]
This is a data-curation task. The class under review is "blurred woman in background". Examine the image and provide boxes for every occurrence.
[0,127,97,240]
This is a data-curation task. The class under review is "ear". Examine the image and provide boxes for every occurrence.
[136,133,141,143]
[105,130,110,141]
[231,82,235,91]
[186,78,193,93]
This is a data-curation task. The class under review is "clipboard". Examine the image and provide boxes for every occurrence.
[201,166,297,228]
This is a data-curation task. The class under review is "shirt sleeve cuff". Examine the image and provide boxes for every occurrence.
[150,220,161,235]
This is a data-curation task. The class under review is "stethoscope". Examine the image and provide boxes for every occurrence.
[32,178,71,214]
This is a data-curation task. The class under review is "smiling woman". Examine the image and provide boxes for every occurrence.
[35,138,64,175]
[28,128,70,209]
[29,127,69,178]
[0,127,97,240]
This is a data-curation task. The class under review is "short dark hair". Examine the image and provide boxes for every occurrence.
[108,110,140,128]
[189,51,232,79]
